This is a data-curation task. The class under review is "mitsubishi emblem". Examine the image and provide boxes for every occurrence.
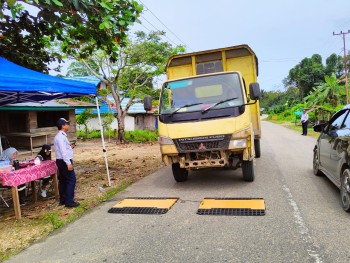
[199,143,206,151]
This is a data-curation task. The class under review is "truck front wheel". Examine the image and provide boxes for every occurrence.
[172,163,188,182]
[242,160,255,182]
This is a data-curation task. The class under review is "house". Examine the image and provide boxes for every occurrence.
[0,100,95,152]
[71,76,157,131]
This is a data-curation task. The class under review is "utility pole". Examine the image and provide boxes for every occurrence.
[333,30,350,104]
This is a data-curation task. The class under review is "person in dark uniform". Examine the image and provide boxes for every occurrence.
[53,118,79,208]
[301,108,309,136]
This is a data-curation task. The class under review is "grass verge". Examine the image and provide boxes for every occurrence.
[266,119,319,139]
[0,181,131,262]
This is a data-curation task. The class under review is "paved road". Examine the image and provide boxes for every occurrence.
[6,121,350,263]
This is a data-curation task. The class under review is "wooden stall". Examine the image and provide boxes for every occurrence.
[0,100,93,153]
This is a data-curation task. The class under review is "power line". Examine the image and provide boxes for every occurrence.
[260,58,300,63]
[333,30,350,104]
[139,0,194,52]
[140,15,180,47]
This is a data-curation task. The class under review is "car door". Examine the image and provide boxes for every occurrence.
[329,110,350,180]
[320,110,348,178]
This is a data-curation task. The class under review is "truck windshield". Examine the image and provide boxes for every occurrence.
[159,73,243,115]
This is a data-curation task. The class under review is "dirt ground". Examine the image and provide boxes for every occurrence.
[0,139,163,261]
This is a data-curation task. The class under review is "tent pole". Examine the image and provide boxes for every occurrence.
[95,96,111,186]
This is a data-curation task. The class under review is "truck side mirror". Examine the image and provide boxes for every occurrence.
[249,82,261,100]
[144,96,152,111]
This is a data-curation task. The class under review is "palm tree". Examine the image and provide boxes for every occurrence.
[304,74,346,108]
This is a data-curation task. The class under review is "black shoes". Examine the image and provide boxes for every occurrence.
[65,201,80,208]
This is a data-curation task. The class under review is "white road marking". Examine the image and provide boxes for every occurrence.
[282,184,323,263]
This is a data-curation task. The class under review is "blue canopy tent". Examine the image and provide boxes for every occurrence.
[0,57,111,185]
[0,57,96,105]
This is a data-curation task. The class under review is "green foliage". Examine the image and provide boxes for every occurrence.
[77,129,158,142]
[283,53,347,101]
[325,53,344,77]
[76,109,93,138]
[79,30,184,143]
[125,129,158,142]
[102,112,114,129]
[66,60,100,77]
[0,0,142,72]
[304,74,346,108]
[261,86,299,112]
[43,212,64,229]
[111,31,185,100]
[77,130,85,138]
[269,105,286,114]
[284,54,325,99]
[268,53,348,124]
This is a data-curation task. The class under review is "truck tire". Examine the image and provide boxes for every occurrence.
[254,139,261,158]
[172,163,188,182]
[242,160,255,182]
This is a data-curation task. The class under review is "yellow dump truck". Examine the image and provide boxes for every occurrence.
[144,44,261,182]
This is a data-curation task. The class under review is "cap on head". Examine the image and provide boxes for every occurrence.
[57,118,70,128]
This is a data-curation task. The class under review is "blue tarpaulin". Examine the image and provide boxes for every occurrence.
[0,57,96,106]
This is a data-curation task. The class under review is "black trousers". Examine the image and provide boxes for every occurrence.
[302,121,308,135]
[56,159,76,205]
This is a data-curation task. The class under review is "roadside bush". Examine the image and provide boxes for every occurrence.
[270,105,286,114]
[125,130,158,142]
[77,129,158,142]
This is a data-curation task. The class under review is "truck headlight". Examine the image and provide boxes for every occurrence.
[158,136,174,145]
[229,139,247,148]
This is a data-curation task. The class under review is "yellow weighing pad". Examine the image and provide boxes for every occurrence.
[108,198,179,214]
[197,198,265,216]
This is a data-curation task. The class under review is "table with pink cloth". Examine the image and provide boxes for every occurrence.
[0,160,57,187]
[0,160,59,219]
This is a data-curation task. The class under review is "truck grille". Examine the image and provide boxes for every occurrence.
[173,134,231,153]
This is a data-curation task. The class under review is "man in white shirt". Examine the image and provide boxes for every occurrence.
[54,118,79,208]
[301,109,309,136]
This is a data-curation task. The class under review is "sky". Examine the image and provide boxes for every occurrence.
[130,0,350,91]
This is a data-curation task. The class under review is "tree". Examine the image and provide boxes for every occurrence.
[284,54,325,100]
[0,0,142,72]
[304,74,346,109]
[66,60,99,77]
[81,31,185,143]
[325,53,344,77]
[76,108,93,138]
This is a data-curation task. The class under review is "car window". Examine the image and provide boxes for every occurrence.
[341,111,350,129]
[328,110,348,131]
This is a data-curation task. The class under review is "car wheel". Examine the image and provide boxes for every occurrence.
[172,163,188,182]
[313,149,323,176]
[340,169,350,212]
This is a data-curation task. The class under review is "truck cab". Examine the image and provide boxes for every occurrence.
[145,45,261,182]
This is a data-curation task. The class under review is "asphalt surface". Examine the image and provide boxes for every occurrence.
[6,121,350,263]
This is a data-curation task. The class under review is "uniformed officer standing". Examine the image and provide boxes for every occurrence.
[54,118,80,208]
[300,108,309,136]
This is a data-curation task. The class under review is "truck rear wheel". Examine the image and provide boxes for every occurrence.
[254,139,261,158]
[172,163,188,182]
[242,160,255,182]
